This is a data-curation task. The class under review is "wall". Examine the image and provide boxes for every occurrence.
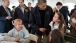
[0,0,76,10]
[47,0,76,8]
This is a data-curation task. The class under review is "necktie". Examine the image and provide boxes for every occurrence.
[5,8,11,16]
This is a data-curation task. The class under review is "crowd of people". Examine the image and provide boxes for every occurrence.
[0,0,76,43]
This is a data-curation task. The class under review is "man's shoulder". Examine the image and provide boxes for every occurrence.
[0,6,3,9]
[31,6,38,13]
[61,6,68,9]
[46,5,52,11]
[47,5,52,8]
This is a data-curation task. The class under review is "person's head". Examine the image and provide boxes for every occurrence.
[18,0,24,7]
[38,0,47,10]
[50,29,65,43]
[56,2,62,9]
[53,12,65,30]
[36,3,38,6]
[53,7,57,13]
[12,6,16,10]
[28,2,31,7]
[13,19,23,31]
[2,0,10,7]
[74,5,76,8]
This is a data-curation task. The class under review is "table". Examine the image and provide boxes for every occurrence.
[0,41,18,43]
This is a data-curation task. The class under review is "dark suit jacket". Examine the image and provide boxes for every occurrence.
[59,6,68,25]
[29,6,53,36]
[14,5,29,22]
[27,7,34,19]
[14,5,29,29]
[0,5,13,33]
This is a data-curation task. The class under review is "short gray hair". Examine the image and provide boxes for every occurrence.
[38,0,47,4]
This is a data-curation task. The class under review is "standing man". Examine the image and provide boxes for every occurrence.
[0,0,13,33]
[29,0,53,43]
[56,2,68,27]
[14,0,29,29]
[27,2,33,19]
[27,2,34,33]
[12,6,16,20]
[28,2,33,15]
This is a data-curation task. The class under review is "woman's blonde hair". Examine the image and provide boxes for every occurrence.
[12,19,22,25]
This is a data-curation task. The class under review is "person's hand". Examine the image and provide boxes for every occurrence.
[39,28,46,32]
[6,16,12,20]
[28,24,30,28]
[70,22,75,27]
[15,36,20,42]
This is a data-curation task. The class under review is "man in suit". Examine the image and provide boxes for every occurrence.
[29,0,53,43]
[28,2,33,13]
[28,2,33,18]
[14,0,29,29]
[27,2,34,33]
[0,0,13,33]
[56,2,68,26]
[12,6,16,20]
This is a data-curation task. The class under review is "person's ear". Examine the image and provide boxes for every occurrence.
[12,20,14,25]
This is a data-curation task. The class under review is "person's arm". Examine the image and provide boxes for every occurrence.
[29,8,39,32]
[49,6,54,21]
[0,17,6,21]
[4,29,15,41]
[4,36,15,42]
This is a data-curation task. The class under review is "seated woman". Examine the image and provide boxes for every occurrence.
[4,19,30,43]
[49,29,65,43]
[69,10,76,37]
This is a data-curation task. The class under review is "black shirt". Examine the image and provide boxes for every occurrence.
[39,8,46,28]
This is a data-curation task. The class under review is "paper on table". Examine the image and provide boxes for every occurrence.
[71,18,76,23]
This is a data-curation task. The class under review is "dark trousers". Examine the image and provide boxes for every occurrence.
[23,22,28,29]
[36,33,49,43]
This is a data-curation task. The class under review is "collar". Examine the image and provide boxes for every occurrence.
[18,4,27,8]
[2,5,8,9]
[57,6,62,10]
